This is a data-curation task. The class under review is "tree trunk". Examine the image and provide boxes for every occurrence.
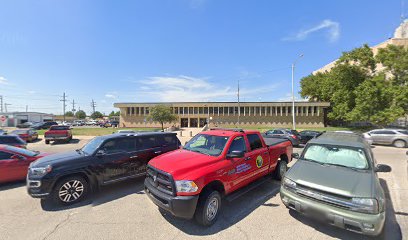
[161,122,164,132]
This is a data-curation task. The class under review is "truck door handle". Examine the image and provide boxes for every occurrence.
[130,155,138,159]
[245,157,251,161]
[154,151,162,154]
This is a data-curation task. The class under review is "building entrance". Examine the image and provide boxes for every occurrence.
[189,118,198,128]
[181,118,188,128]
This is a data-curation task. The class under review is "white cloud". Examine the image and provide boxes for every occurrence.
[283,19,340,42]
[134,75,277,102]
[105,93,117,99]
[0,76,9,85]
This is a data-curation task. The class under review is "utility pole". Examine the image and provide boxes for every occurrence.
[237,79,240,126]
[71,99,76,119]
[4,103,11,112]
[26,105,28,112]
[291,54,304,130]
[60,92,67,122]
[0,95,3,113]
[91,99,96,115]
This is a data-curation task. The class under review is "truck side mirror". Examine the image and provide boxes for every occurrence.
[375,164,391,173]
[227,150,245,159]
[291,153,300,159]
[96,149,106,156]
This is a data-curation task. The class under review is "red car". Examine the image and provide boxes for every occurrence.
[10,129,39,142]
[44,125,73,144]
[0,145,49,184]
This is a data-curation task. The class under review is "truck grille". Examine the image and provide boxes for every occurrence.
[295,184,354,210]
[146,165,176,196]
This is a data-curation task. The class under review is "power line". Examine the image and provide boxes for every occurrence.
[4,103,11,112]
[60,92,67,122]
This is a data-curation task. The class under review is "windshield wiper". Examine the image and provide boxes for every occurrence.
[300,158,325,165]
[322,163,363,171]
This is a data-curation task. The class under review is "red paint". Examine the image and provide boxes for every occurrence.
[0,145,50,184]
[149,130,293,197]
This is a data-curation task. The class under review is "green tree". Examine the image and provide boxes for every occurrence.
[65,111,74,117]
[75,110,86,119]
[300,44,408,125]
[148,105,177,131]
[109,110,120,117]
[91,111,104,119]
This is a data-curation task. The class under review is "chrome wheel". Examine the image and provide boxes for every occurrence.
[206,197,219,221]
[394,140,406,148]
[58,180,84,203]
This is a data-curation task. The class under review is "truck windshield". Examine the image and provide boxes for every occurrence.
[184,134,229,156]
[81,137,104,155]
[302,144,369,170]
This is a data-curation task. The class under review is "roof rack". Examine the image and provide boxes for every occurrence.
[210,128,245,133]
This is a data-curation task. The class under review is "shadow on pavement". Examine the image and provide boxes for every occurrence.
[0,180,26,191]
[287,178,401,240]
[40,177,145,211]
[158,177,281,236]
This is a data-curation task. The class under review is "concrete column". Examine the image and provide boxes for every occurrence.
[317,107,320,116]
[311,106,314,116]
[306,106,309,116]
[218,107,220,116]
[280,106,282,116]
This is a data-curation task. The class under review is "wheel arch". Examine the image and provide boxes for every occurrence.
[200,180,225,197]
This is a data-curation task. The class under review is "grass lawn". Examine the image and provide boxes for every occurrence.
[217,125,371,133]
[36,127,161,136]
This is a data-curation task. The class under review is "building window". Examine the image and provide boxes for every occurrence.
[314,106,319,115]
[146,107,149,115]
[209,107,214,114]
[224,107,228,115]
[204,107,208,114]
[297,107,301,114]
[308,106,312,115]
[234,107,238,115]
[214,107,218,115]
[219,107,224,115]
[277,107,281,114]
[194,107,198,114]
[140,107,144,115]
[199,107,203,114]
[127,107,131,115]
[282,107,286,114]
[240,107,244,116]
[261,107,266,115]
[189,107,193,115]
[287,107,291,115]
[175,107,179,114]
[266,107,271,115]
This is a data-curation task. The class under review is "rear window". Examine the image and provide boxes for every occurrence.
[158,134,178,146]
[50,126,70,130]
[247,134,263,150]
[398,130,408,135]
[0,136,25,144]
[11,130,28,134]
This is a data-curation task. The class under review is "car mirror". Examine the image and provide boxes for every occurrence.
[95,149,106,156]
[375,164,391,173]
[227,150,245,159]
[291,153,300,159]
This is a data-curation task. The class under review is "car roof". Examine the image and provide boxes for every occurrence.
[0,135,20,138]
[96,131,176,140]
[308,132,368,149]
[201,128,259,137]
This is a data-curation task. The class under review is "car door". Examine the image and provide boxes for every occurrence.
[369,130,384,144]
[246,133,270,179]
[0,151,28,183]
[380,130,397,145]
[99,138,132,183]
[272,130,285,138]
[226,136,253,191]
[127,136,161,176]
[0,151,15,183]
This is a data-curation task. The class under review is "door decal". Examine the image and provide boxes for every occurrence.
[256,155,263,168]
[236,163,251,173]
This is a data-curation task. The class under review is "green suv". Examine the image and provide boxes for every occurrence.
[280,132,391,236]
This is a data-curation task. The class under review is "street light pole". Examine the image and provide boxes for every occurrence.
[292,54,304,130]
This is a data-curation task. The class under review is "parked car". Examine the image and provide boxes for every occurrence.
[44,125,73,144]
[72,120,85,126]
[299,130,320,144]
[0,135,27,148]
[145,128,293,226]
[280,132,391,236]
[264,128,300,147]
[101,120,119,128]
[16,121,35,128]
[85,120,98,126]
[364,129,408,148]
[0,145,49,184]
[27,132,181,205]
[10,129,39,142]
[31,121,58,130]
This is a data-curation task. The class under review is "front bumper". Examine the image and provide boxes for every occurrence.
[26,176,54,199]
[280,187,385,236]
[144,178,199,219]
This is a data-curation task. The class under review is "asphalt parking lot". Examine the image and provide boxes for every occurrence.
[0,137,407,240]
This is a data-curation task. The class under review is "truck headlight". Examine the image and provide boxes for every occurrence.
[351,198,379,214]
[30,165,52,177]
[283,177,297,190]
[175,180,198,193]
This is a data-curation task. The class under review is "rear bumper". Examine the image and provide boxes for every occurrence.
[280,187,385,236]
[144,178,199,219]
[45,136,70,140]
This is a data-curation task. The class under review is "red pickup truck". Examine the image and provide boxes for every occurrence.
[44,125,73,144]
[144,128,293,226]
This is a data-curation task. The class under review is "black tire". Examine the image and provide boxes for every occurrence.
[51,176,89,205]
[194,190,221,226]
[45,140,50,144]
[274,160,288,180]
[393,139,406,148]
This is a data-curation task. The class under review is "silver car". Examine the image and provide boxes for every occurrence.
[365,129,408,148]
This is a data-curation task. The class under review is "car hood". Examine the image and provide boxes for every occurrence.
[287,160,374,198]
[149,149,221,180]
[30,150,83,167]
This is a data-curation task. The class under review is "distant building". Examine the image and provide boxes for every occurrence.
[114,102,330,128]
[0,112,54,127]
[313,20,408,75]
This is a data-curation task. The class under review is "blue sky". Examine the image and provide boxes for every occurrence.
[0,0,404,115]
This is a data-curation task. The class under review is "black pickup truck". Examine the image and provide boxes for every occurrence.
[27,132,181,205]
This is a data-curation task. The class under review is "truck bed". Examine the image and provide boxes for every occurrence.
[263,136,291,146]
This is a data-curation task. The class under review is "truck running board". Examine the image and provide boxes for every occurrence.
[225,177,271,202]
